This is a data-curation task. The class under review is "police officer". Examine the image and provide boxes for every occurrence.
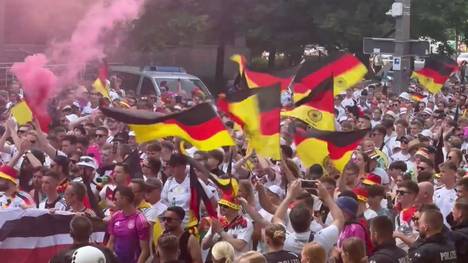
[451,197,468,263]
[369,216,408,263]
[408,209,457,263]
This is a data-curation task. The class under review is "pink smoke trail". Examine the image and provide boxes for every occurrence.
[10,0,146,129]
[10,54,58,131]
[50,0,146,84]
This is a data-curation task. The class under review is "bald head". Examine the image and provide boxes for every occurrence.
[417,182,434,205]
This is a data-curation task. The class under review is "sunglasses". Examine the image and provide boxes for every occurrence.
[417,166,427,171]
[95,134,106,138]
[412,216,419,222]
[396,190,411,196]
[159,216,179,223]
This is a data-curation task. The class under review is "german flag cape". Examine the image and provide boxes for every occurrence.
[100,103,234,151]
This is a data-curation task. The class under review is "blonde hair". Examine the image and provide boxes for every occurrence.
[264,224,286,247]
[235,251,266,263]
[301,242,326,263]
[211,241,235,263]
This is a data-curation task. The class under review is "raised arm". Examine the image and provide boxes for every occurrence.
[317,181,344,231]
[272,180,301,225]
[32,119,59,159]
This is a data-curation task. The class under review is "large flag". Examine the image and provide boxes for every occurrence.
[0,209,105,263]
[230,55,292,91]
[100,103,235,151]
[92,60,110,99]
[295,127,369,172]
[292,53,368,102]
[412,55,458,94]
[281,77,335,131]
[219,83,282,160]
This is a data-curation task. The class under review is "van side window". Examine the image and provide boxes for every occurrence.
[119,72,140,95]
[141,77,155,95]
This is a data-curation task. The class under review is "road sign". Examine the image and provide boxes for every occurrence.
[393,56,401,70]
[363,37,430,56]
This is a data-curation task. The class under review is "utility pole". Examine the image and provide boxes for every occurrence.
[393,0,411,94]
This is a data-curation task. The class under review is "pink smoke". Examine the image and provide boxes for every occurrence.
[11,0,147,108]
[11,54,58,114]
[50,0,146,84]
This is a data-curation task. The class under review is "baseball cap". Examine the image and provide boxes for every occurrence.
[77,156,97,170]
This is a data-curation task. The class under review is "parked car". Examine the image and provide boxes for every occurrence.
[110,65,212,99]
[457,53,468,65]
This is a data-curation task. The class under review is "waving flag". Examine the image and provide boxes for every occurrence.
[412,55,458,94]
[219,82,282,160]
[230,55,292,91]
[100,103,234,151]
[292,53,368,102]
[295,127,369,171]
[187,166,218,229]
[281,77,335,131]
[0,209,105,263]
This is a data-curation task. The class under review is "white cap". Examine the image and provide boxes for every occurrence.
[393,141,402,149]
[423,108,433,115]
[421,129,433,138]
[65,114,79,123]
[71,246,106,263]
[76,156,97,170]
[267,185,285,199]
[128,131,136,137]
[399,92,411,101]
[372,167,390,185]
[385,110,396,119]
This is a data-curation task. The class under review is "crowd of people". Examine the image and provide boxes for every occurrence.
[0,72,468,263]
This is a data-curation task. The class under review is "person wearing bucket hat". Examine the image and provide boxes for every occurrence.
[336,195,374,255]
[0,165,34,208]
[202,177,254,256]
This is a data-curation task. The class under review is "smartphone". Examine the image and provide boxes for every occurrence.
[301,180,317,189]
[175,95,182,104]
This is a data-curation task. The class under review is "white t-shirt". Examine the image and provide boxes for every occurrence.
[433,186,457,226]
[391,151,411,162]
[204,217,254,257]
[144,201,168,223]
[283,224,339,256]
[341,97,356,108]
[161,175,214,225]
[38,196,67,211]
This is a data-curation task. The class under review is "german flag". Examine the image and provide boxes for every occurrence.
[409,91,425,102]
[412,55,458,94]
[220,83,282,160]
[295,127,369,172]
[281,77,335,131]
[292,53,368,102]
[100,103,234,151]
[188,165,218,229]
[230,55,292,91]
[92,59,110,99]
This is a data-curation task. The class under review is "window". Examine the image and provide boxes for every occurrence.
[155,78,209,99]
[140,77,155,95]
[117,72,140,95]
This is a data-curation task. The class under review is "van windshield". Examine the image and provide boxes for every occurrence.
[155,78,208,98]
